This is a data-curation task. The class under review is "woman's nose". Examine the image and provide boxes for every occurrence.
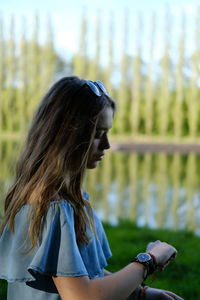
[100,135,110,150]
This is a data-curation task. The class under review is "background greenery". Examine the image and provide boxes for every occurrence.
[105,222,200,299]
[1,8,200,141]
[1,6,200,299]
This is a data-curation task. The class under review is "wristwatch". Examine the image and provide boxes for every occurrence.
[132,253,156,280]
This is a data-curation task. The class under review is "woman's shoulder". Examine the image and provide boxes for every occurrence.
[25,191,89,208]
[0,198,88,287]
[46,191,90,217]
[25,197,74,212]
[51,191,89,206]
[10,198,74,233]
[48,198,73,208]
[20,191,91,230]
[47,199,75,224]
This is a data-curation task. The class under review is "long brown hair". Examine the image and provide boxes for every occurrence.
[0,76,115,252]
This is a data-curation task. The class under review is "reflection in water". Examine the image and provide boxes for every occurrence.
[0,141,22,214]
[85,151,200,235]
[1,140,200,235]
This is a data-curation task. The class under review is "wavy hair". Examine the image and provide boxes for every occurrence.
[0,76,115,252]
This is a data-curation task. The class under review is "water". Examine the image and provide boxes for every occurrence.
[85,151,200,235]
[1,140,200,235]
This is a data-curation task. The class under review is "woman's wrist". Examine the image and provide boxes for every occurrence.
[131,253,158,280]
[147,252,164,271]
[126,286,142,300]
[139,285,149,299]
[147,252,157,265]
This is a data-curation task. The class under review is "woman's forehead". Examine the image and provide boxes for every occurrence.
[97,106,113,130]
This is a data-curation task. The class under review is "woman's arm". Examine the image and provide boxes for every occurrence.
[52,241,178,300]
[103,269,112,276]
[53,262,145,300]
[103,269,141,299]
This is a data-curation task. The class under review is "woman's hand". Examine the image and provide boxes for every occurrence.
[143,287,184,300]
[146,240,162,252]
[146,240,177,267]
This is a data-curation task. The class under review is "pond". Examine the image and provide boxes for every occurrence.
[1,140,200,235]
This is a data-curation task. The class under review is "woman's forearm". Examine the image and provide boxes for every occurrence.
[89,263,145,300]
[53,263,145,300]
[103,269,112,276]
[103,268,141,299]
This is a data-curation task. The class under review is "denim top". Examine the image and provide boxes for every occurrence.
[0,193,112,299]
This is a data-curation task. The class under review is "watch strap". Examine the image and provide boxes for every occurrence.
[132,253,157,280]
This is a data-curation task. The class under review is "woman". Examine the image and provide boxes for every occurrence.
[0,76,183,299]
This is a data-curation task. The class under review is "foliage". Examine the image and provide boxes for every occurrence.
[1,9,200,140]
[0,280,6,299]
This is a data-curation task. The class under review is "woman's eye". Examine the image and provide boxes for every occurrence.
[95,130,105,139]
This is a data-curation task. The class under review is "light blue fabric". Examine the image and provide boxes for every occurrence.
[0,193,112,299]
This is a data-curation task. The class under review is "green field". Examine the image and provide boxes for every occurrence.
[104,222,200,299]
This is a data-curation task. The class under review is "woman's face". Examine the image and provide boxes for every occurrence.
[87,106,113,169]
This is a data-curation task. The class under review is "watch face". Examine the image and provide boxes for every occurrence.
[137,253,151,262]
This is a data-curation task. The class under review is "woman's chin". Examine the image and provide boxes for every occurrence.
[87,160,100,169]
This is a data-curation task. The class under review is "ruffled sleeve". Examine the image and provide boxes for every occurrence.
[0,201,89,293]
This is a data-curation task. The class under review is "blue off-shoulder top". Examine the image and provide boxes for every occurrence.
[0,193,112,300]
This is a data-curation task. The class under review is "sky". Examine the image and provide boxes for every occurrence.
[1,0,199,13]
[1,0,199,63]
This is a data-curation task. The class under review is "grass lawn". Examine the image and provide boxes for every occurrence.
[0,222,199,299]
[104,221,200,300]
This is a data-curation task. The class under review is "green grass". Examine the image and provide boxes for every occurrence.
[0,222,199,299]
[104,221,200,299]
[0,280,7,299]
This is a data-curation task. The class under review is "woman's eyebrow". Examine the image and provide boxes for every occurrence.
[96,126,111,130]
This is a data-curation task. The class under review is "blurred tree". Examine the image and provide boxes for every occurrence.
[116,9,131,134]
[143,12,156,135]
[173,11,186,139]
[130,12,143,135]
[0,14,67,134]
[104,11,115,96]
[3,15,16,132]
[156,7,172,136]
[87,10,101,80]
[73,8,88,77]
[187,6,200,138]
[0,13,5,134]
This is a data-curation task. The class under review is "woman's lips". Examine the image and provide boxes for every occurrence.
[95,154,104,161]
